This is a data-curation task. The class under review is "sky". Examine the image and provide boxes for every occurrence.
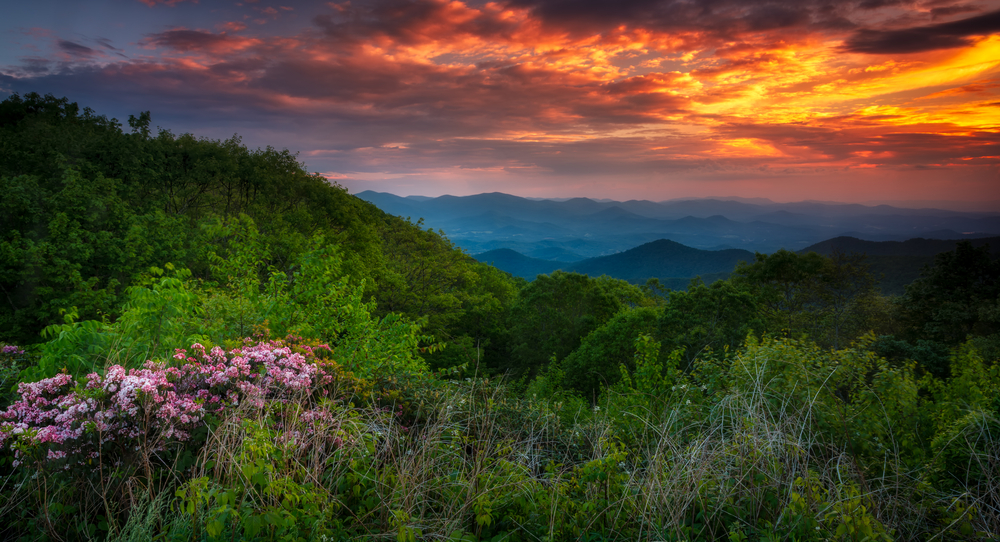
[2,0,1000,208]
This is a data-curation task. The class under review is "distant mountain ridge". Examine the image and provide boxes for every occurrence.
[473,234,1000,294]
[474,249,563,279]
[565,239,752,283]
[474,239,753,285]
[357,191,999,257]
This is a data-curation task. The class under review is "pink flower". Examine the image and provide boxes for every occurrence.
[1,338,341,468]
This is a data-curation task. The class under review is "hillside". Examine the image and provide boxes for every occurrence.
[475,234,1000,294]
[474,248,563,279]
[802,235,1000,257]
[473,239,753,284]
[800,236,1000,294]
[0,93,516,354]
[566,239,753,283]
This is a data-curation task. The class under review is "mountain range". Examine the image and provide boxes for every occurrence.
[357,191,1000,293]
[475,240,750,284]
[357,191,1000,256]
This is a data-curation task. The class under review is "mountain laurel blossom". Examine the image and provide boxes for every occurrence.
[0,340,338,468]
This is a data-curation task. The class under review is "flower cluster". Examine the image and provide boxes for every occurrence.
[0,339,339,468]
[2,345,25,355]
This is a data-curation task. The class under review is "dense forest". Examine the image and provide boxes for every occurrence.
[1,93,999,541]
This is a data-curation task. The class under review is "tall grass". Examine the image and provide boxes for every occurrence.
[3,337,997,541]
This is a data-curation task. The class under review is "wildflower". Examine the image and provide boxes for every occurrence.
[1,338,341,469]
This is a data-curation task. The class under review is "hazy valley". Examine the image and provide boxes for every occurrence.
[359,190,1000,293]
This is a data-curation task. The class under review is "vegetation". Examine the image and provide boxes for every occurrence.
[2,93,999,541]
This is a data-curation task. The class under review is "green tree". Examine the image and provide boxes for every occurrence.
[732,249,826,336]
[900,241,1000,345]
[0,168,138,344]
[809,251,879,349]
[657,278,762,368]
[562,306,660,399]
[502,271,638,378]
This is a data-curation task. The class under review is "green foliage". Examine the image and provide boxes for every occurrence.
[0,93,522,381]
[658,278,762,368]
[732,249,888,350]
[0,345,30,403]
[167,420,338,541]
[562,307,660,398]
[18,264,207,381]
[503,271,642,379]
[925,343,1000,495]
[6,325,999,541]
[7,92,1000,542]
[900,240,1000,344]
[376,221,519,372]
[0,168,136,344]
[732,249,827,336]
[807,251,881,349]
[874,335,952,378]
[16,233,430,382]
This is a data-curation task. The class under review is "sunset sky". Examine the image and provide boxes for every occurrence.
[2,0,999,207]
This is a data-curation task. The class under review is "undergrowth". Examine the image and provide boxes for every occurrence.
[2,335,998,541]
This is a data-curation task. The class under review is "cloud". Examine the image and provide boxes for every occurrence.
[930,4,982,20]
[93,38,121,51]
[916,78,1000,99]
[502,0,858,41]
[716,117,1000,168]
[856,0,912,9]
[3,0,998,203]
[57,40,98,58]
[216,21,248,33]
[143,29,260,54]
[842,8,1000,53]
[311,0,527,50]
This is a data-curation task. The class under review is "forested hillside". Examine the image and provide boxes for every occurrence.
[2,94,999,542]
[801,236,1000,295]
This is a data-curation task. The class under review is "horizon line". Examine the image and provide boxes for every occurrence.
[351,189,1000,214]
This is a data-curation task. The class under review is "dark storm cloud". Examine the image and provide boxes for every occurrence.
[843,8,1000,53]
